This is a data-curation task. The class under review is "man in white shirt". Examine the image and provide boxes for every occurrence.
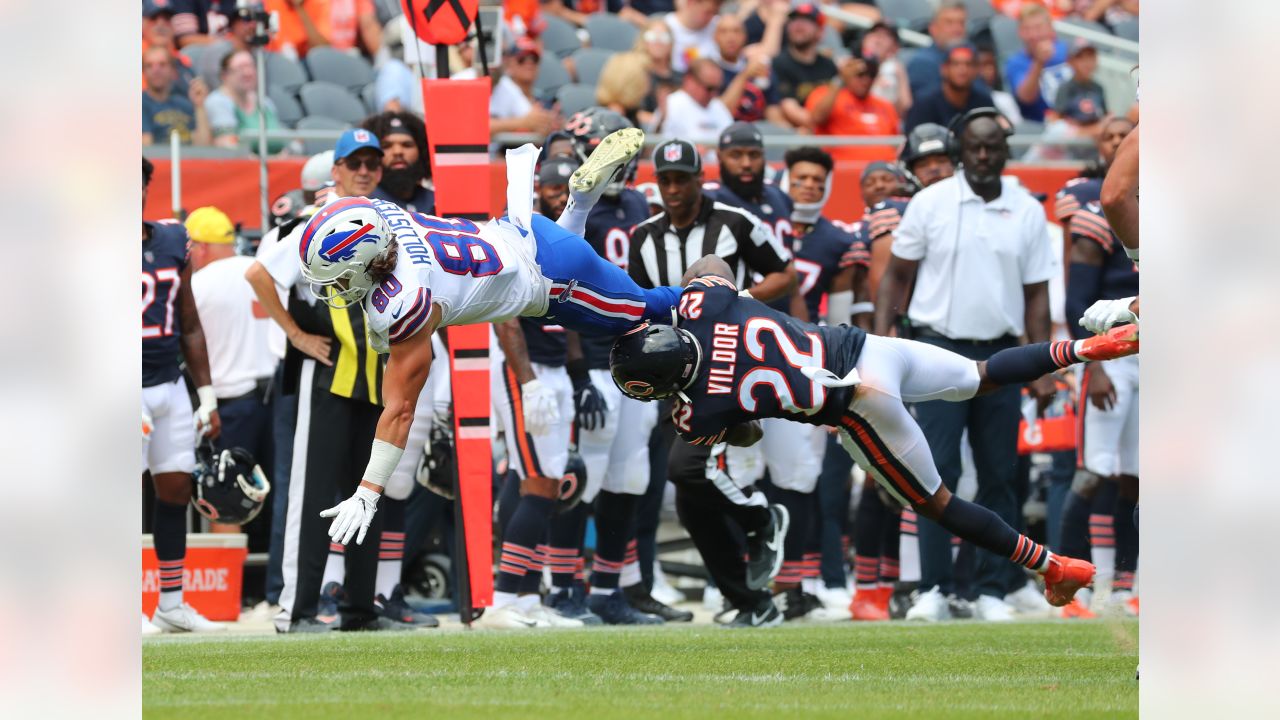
[665,0,722,73]
[186,206,277,529]
[875,108,1058,623]
[659,58,734,145]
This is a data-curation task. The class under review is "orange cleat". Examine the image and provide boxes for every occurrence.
[849,590,889,621]
[875,586,894,614]
[1060,597,1097,619]
[1043,555,1096,607]
[1126,596,1140,616]
[1078,323,1139,361]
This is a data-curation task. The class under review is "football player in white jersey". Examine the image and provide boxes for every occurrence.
[301,129,688,547]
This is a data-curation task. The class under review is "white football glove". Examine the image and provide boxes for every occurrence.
[1080,297,1138,335]
[521,378,561,436]
[194,385,218,437]
[319,486,381,545]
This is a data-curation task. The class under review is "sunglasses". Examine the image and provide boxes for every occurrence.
[340,156,381,172]
[514,53,539,65]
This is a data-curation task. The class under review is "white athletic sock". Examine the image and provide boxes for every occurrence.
[589,586,614,596]
[493,591,519,609]
[555,190,595,237]
[322,547,346,588]
[619,559,642,588]
[157,590,182,611]
[376,559,400,600]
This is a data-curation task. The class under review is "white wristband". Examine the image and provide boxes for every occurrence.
[196,385,217,410]
[850,302,874,315]
[738,289,754,299]
[363,439,404,490]
[1124,245,1138,264]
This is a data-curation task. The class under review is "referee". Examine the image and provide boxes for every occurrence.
[629,138,797,626]
[247,129,397,633]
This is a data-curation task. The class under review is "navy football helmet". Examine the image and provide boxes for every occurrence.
[191,442,270,525]
[609,323,702,401]
[564,107,637,194]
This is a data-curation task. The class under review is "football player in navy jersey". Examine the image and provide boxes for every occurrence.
[610,256,1142,611]
[1055,117,1134,277]
[1059,201,1141,618]
[705,122,796,281]
[565,109,693,622]
[141,157,224,634]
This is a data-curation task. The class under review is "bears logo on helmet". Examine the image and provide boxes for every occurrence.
[556,449,588,514]
[624,380,654,397]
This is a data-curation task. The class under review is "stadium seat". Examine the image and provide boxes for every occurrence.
[306,47,375,92]
[960,0,996,24]
[299,81,370,124]
[876,0,936,31]
[585,14,638,52]
[374,0,402,25]
[265,52,309,94]
[535,56,572,96]
[541,15,582,59]
[1059,18,1112,37]
[819,25,845,57]
[268,87,305,128]
[360,83,379,114]
[989,14,1021,61]
[296,115,350,155]
[556,83,599,117]
[192,40,233,90]
[572,47,614,87]
[1112,18,1139,42]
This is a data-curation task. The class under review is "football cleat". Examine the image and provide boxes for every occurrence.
[317,581,343,625]
[569,128,646,196]
[525,603,586,628]
[141,614,163,636]
[588,589,664,625]
[745,505,789,591]
[546,586,604,626]
[973,595,1016,622]
[1076,323,1139,361]
[376,584,440,627]
[723,600,783,629]
[775,588,824,622]
[1043,555,1097,607]
[1060,597,1097,619]
[624,585,693,622]
[1005,580,1054,618]
[151,603,226,633]
[849,590,890,621]
[905,586,951,622]
[474,604,541,629]
[278,617,334,634]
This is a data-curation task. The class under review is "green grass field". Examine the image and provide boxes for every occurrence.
[144,620,1138,719]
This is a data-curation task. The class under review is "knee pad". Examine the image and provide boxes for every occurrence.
[1071,469,1102,495]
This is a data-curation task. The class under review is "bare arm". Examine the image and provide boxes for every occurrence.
[1100,124,1139,252]
[719,68,753,119]
[874,255,918,336]
[850,265,873,332]
[358,9,382,56]
[1015,58,1046,105]
[807,81,842,127]
[779,98,811,130]
[494,318,536,384]
[375,315,439,454]
[1023,281,1052,344]
[292,2,330,51]
[747,262,797,303]
[245,260,333,365]
[177,265,212,389]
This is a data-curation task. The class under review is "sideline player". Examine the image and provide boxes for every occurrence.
[1081,122,1139,335]
[303,129,685,548]
[142,157,224,633]
[609,257,1141,608]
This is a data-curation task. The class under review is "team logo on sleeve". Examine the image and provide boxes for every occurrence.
[319,223,378,262]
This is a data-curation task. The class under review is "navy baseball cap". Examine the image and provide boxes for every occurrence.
[143,0,175,17]
[719,122,764,150]
[334,128,382,161]
[652,139,701,175]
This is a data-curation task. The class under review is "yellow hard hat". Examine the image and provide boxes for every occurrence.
[185,206,235,245]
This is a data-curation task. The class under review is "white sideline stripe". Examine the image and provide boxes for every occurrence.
[275,360,314,631]
[435,153,490,167]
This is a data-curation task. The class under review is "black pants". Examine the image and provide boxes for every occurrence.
[668,432,772,612]
[280,362,383,629]
[912,334,1024,600]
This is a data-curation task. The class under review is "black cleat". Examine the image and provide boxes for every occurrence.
[277,617,332,634]
[745,504,789,591]
[624,585,693,622]
[723,599,783,629]
[775,588,823,621]
[376,584,440,627]
[588,589,665,625]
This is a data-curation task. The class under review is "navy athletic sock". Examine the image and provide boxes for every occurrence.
[546,501,588,590]
[1113,493,1139,591]
[590,490,637,591]
[852,482,884,590]
[938,496,1050,573]
[153,500,188,611]
[496,470,521,537]
[771,487,812,586]
[376,499,406,599]
[496,495,556,595]
[985,341,1082,385]
[1059,489,1092,560]
[879,506,901,587]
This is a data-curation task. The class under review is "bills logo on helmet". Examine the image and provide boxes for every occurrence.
[624,380,654,397]
[319,223,378,262]
[664,143,683,162]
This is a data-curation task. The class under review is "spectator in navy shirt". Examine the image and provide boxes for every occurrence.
[905,1,970,98]
[904,44,993,133]
[714,14,789,127]
[1005,4,1071,123]
[142,45,212,146]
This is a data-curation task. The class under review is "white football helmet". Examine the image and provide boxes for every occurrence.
[298,197,393,307]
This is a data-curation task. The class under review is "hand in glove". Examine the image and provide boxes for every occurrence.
[521,378,561,436]
[319,486,380,545]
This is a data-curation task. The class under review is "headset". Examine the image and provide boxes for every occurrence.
[945,106,1014,164]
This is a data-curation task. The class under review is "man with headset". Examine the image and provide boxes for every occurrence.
[875,107,1059,622]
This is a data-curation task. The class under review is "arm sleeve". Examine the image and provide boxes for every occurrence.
[1019,207,1057,285]
[889,197,928,261]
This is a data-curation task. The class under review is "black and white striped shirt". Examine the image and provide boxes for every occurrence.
[628,192,792,290]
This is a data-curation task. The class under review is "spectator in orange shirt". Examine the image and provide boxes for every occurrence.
[804,51,900,161]
[265,0,381,58]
